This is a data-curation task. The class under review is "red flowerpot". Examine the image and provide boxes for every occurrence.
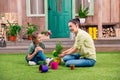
[28,36,32,40]
[10,36,16,42]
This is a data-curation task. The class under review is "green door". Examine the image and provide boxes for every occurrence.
[48,0,72,38]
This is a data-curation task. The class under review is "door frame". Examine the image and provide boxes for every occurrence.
[45,0,76,31]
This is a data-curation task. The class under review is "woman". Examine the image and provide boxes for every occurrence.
[59,18,96,67]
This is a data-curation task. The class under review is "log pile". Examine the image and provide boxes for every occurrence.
[102,27,116,38]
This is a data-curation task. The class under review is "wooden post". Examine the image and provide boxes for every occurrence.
[17,0,22,41]
[17,0,22,25]
[119,0,120,28]
[98,0,103,38]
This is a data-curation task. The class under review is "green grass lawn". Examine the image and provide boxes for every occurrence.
[0,52,120,80]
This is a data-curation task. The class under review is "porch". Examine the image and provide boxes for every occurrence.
[0,38,120,53]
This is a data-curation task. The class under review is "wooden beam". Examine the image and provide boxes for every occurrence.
[17,0,22,25]
[119,0,120,27]
[98,0,102,38]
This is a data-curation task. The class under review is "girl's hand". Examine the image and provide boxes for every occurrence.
[35,47,43,53]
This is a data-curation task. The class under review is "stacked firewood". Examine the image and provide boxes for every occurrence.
[102,27,116,38]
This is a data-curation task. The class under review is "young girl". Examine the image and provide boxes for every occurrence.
[59,18,96,67]
[26,31,53,65]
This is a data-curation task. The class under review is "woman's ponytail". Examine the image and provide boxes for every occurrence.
[68,18,81,28]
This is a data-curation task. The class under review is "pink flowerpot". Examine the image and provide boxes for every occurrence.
[50,62,58,70]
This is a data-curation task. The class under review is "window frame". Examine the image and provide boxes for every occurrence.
[75,0,94,16]
[26,0,45,17]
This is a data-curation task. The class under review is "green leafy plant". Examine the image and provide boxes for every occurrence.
[41,31,48,35]
[78,4,89,18]
[52,42,63,57]
[41,30,51,36]
[27,22,37,36]
[7,20,21,36]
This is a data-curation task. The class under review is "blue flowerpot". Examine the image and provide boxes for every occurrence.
[39,65,48,73]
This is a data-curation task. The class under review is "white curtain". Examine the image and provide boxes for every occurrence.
[30,0,37,14]
[30,0,44,14]
[38,0,44,14]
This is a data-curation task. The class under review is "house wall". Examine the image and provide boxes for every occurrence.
[0,0,120,39]
[0,0,17,13]
[21,0,45,32]
[86,0,120,24]
[0,0,45,33]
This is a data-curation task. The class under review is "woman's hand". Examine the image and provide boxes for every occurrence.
[58,47,78,58]
[58,49,69,58]
[58,53,66,58]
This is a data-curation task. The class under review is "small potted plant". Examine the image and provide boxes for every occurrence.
[78,4,89,23]
[52,42,63,64]
[41,30,51,36]
[27,22,37,40]
[7,20,21,41]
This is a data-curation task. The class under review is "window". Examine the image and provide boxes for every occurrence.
[26,0,45,17]
[75,0,94,16]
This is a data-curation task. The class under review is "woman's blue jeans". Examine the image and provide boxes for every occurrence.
[63,53,96,67]
[26,50,46,64]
